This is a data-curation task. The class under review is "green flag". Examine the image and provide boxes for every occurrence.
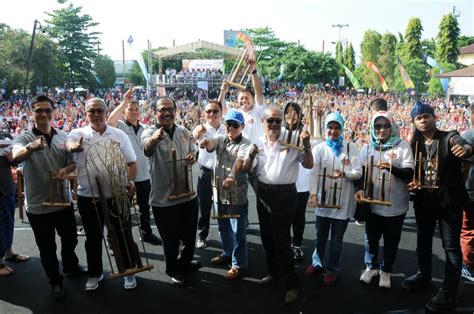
[342,65,361,89]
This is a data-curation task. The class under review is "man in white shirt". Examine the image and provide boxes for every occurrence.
[244,107,313,304]
[192,100,225,249]
[67,98,138,292]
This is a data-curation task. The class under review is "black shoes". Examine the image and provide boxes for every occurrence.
[52,284,68,301]
[401,271,432,290]
[426,289,457,312]
[141,232,162,245]
[258,275,278,287]
[64,265,88,276]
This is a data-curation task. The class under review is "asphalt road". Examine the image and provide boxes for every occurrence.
[1,166,474,314]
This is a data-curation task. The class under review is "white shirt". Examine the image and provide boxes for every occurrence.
[68,125,136,198]
[227,100,266,144]
[296,165,310,192]
[197,122,225,170]
[253,131,305,185]
[309,141,362,220]
[359,141,414,217]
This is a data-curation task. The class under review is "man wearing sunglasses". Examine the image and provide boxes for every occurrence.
[244,107,313,304]
[67,98,139,292]
[142,96,201,287]
[108,88,162,246]
[192,100,225,249]
[12,95,84,300]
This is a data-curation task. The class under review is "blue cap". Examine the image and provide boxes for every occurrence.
[224,109,245,125]
[410,101,435,120]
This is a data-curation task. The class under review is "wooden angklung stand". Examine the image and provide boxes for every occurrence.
[168,138,196,200]
[359,145,392,206]
[411,141,439,189]
[315,155,344,209]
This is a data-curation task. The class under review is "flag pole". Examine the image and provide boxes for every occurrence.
[122,40,126,90]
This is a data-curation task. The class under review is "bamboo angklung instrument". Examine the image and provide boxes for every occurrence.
[320,167,327,205]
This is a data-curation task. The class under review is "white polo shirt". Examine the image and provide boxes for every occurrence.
[68,125,136,198]
[253,130,305,185]
[197,122,225,170]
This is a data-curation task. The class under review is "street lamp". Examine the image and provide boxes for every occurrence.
[331,24,349,43]
[23,19,42,103]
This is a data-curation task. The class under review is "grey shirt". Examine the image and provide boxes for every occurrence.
[461,128,474,201]
[116,120,150,182]
[142,124,197,207]
[13,129,76,214]
[209,134,251,205]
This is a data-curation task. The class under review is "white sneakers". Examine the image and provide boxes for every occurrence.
[85,274,104,291]
[85,274,137,291]
[123,275,137,290]
[379,271,391,288]
[360,268,379,284]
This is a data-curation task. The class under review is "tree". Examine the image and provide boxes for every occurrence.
[129,61,145,86]
[379,33,397,87]
[30,34,66,90]
[360,29,381,88]
[393,57,428,93]
[343,42,355,71]
[436,13,460,64]
[458,35,474,49]
[45,4,100,90]
[280,46,338,84]
[88,55,116,89]
[404,17,424,60]
[335,41,344,64]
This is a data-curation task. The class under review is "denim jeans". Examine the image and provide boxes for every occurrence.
[364,212,406,273]
[0,193,15,259]
[414,207,462,294]
[217,203,248,269]
[311,216,349,274]
[197,166,213,240]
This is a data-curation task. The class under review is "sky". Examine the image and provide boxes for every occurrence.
[2,0,473,61]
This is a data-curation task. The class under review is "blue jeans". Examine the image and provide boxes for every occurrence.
[0,193,15,259]
[364,212,406,273]
[217,203,248,269]
[197,166,213,240]
[311,216,349,274]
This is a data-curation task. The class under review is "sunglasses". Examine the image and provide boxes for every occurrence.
[157,107,175,114]
[225,121,241,129]
[33,108,53,114]
[374,123,391,131]
[205,109,220,115]
[265,118,282,125]
[87,109,105,114]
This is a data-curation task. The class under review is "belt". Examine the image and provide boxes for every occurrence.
[257,181,295,191]
[199,165,212,172]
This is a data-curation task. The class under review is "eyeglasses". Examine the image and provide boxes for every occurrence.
[87,109,105,114]
[205,109,220,115]
[33,108,53,114]
[374,123,391,131]
[157,107,175,114]
[265,118,282,125]
[225,121,241,129]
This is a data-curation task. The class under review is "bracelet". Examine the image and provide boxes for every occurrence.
[251,69,258,75]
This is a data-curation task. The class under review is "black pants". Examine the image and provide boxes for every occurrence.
[78,196,138,277]
[415,206,463,294]
[197,166,212,240]
[27,205,79,286]
[135,180,153,234]
[256,182,299,290]
[292,192,309,247]
[153,198,199,278]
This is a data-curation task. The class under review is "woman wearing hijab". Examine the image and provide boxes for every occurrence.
[355,111,414,289]
[306,112,362,285]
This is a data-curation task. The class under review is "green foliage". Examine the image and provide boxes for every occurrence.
[343,42,355,71]
[360,29,381,89]
[421,38,436,59]
[458,35,474,49]
[404,17,424,59]
[436,13,460,64]
[379,33,397,87]
[89,55,116,89]
[45,4,101,89]
[129,61,145,86]
[427,67,444,97]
